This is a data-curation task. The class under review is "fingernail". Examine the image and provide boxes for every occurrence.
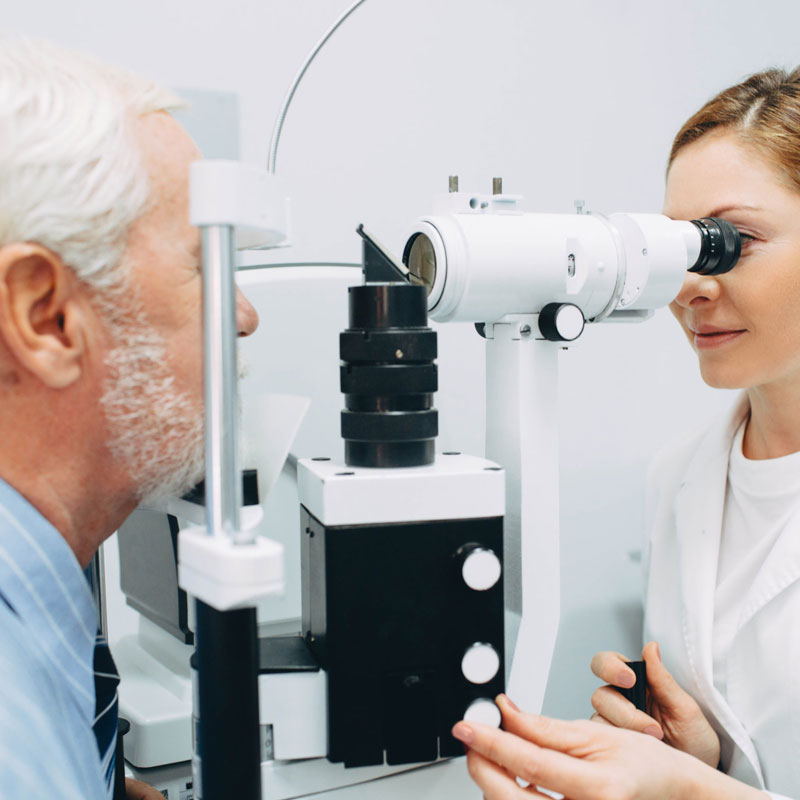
[643,724,663,740]
[655,643,662,663]
[617,669,636,688]
[452,722,474,745]
[499,694,520,713]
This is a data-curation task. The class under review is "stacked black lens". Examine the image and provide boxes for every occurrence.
[340,283,438,468]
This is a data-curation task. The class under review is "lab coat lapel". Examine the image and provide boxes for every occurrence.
[674,394,765,783]
[673,412,734,685]
[737,504,800,633]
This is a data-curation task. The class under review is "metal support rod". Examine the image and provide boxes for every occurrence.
[201,225,246,541]
[197,224,262,800]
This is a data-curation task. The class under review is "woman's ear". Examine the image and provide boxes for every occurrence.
[0,243,91,389]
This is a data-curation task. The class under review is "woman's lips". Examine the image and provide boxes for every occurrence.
[691,328,746,349]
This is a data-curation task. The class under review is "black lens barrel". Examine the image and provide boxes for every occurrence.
[341,283,438,468]
[688,217,741,275]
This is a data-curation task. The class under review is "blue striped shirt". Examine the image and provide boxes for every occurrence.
[0,478,109,799]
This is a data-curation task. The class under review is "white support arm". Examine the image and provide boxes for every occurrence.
[485,315,561,714]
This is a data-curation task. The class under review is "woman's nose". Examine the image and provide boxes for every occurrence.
[672,271,721,308]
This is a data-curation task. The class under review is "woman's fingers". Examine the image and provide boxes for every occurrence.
[590,686,663,737]
[465,749,553,799]
[639,641,720,767]
[589,651,636,688]
[497,695,596,752]
[125,778,168,800]
[454,719,597,799]
[641,641,692,714]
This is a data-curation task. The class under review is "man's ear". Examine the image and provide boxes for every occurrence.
[0,243,91,389]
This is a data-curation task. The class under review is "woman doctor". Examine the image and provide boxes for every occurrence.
[451,67,800,799]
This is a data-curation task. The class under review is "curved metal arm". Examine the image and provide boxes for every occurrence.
[267,0,369,173]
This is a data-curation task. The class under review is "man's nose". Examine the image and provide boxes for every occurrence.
[236,289,259,337]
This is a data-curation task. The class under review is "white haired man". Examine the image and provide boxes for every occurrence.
[0,40,258,799]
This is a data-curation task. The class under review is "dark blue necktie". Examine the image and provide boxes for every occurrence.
[93,631,120,798]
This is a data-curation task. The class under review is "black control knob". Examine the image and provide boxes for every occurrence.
[538,303,585,342]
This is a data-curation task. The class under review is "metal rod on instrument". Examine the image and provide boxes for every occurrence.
[201,225,247,542]
[197,221,262,800]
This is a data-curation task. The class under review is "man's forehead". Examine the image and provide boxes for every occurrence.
[135,112,200,201]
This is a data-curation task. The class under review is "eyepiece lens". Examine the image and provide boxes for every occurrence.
[688,217,741,275]
[404,233,437,296]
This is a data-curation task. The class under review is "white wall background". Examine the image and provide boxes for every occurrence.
[6,0,800,720]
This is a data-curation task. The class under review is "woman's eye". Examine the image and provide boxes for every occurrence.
[738,231,755,244]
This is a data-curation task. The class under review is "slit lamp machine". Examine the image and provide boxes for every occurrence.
[105,5,744,799]
[119,161,739,800]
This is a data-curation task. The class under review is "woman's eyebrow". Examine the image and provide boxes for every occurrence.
[706,203,763,217]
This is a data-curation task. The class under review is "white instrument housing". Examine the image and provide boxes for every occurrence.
[404,192,699,324]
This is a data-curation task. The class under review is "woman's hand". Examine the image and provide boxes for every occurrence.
[590,640,720,768]
[126,778,168,799]
[453,695,765,800]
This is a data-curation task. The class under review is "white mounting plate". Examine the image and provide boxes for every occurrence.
[178,526,284,610]
[298,453,504,527]
[190,159,288,249]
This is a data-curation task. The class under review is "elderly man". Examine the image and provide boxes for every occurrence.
[0,39,258,799]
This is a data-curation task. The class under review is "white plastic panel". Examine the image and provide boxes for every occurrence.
[259,670,327,761]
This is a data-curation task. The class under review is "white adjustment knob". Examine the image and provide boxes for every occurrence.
[462,547,502,591]
[463,698,502,728]
[538,302,585,342]
[461,643,500,684]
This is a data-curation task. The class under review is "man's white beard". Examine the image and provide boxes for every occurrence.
[100,306,205,504]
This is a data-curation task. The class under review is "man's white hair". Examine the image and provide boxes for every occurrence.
[0,37,183,290]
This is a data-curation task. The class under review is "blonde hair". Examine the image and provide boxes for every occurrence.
[0,37,184,290]
[669,67,800,190]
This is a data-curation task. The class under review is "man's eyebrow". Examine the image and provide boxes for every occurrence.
[706,204,763,217]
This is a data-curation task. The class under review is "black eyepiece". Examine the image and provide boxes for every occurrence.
[688,217,741,276]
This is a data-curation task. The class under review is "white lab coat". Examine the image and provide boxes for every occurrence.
[643,394,800,800]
